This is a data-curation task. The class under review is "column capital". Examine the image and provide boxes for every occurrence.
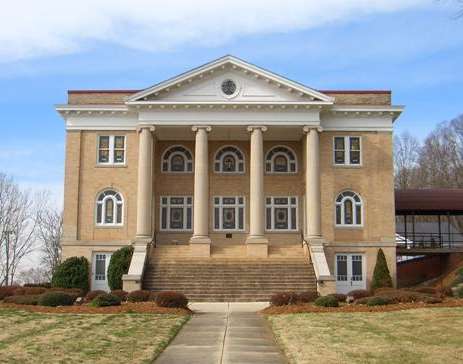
[303,125,323,133]
[192,125,212,132]
[136,125,155,133]
[247,125,268,133]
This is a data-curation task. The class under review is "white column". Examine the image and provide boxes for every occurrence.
[136,126,155,240]
[303,126,322,239]
[246,126,268,256]
[190,126,211,254]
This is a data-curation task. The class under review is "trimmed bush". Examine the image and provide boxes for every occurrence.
[355,297,370,305]
[437,286,453,298]
[49,287,85,298]
[297,291,319,303]
[3,294,41,305]
[38,292,75,307]
[110,290,128,301]
[347,289,370,300]
[366,296,392,306]
[108,246,134,291]
[371,248,393,290]
[127,290,151,302]
[84,290,107,303]
[52,256,89,292]
[423,296,443,304]
[451,275,463,287]
[24,283,51,288]
[456,286,463,298]
[0,286,19,300]
[314,295,339,307]
[327,293,347,303]
[270,292,298,306]
[413,287,437,295]
[14,287,47,296]
[148,291,158,302]
[91,293,121,307]
[154,291,188,308]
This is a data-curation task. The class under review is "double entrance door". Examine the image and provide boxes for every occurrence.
[335,253,366,294]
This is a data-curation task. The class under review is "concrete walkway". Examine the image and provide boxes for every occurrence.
[154,303,286,364]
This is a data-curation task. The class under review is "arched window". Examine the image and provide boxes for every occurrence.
[214,146,245,173]
[335,191,362,226]
[265,146,297,173]
[162,145,193,173]
[96,190,123,226]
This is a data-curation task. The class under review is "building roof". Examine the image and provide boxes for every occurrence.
[395,189,463,215]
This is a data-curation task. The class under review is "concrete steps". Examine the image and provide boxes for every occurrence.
[143,245,317,302]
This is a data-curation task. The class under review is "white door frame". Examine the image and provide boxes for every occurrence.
[335,253,366,294]
[91,252,113,292]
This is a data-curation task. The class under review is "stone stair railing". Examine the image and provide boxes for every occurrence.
[122,239,152,291]
[303,238,336,295]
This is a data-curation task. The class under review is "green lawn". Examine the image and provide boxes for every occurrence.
[268,307,463,364]
[0,308,189,363]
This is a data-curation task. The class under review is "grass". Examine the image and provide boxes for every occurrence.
[268,307,463,364]
[0,307,189,363]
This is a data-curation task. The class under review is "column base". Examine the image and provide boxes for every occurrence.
[245,236,268,258]
[189,236,211,257]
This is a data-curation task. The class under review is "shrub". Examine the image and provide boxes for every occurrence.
[347,289,370,300]
[297,291,319,303]
[413,287,437,295]
[314,295,339,307]
[366,296,392,306]
[24,283,51,288]
[355,297,370,305]
[0,286,19,300]
[84,290,107,303]
[38,292,75,307]
[327,293,347,303]
[52,256,89,292]
[108,246,134,291]
[456,287,463,298]
[14,287,47,296]
[148,291,158,301]
[451,275,463,287]
[437,286,453,298]
[423,296,443,304]
[270,292,298,306]
[371,248,393,290]
[91,293,121,307]
[111,290,128,301]
[3,294,41,305]
[154,291,188,308]
[127,290,151,302]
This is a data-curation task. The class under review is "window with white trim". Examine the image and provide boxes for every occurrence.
[162,146,193,173]
[214,146,245,173]
[333,136,361,165]
[265,197,298,231]
[265,146,297,173]
[160,196,193,231]
[335,191,363,226]
[213,196,245,231]
[97,135,126,165]
[96,190,123,226]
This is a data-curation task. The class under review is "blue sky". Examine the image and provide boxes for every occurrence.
[0,0,462,206]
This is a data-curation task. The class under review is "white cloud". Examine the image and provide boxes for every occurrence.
[0,0,427,61]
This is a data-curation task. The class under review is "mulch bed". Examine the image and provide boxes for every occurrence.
[0,302,191,315]
[262,299,463,315]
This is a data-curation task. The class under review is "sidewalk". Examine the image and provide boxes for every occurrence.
[154,302,286,364]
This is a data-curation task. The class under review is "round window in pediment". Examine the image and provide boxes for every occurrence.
[221,79,237,96]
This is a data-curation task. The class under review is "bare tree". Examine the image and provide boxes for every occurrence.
[394,131,421,189]
[15,267,49,285]
[36,194,62,280]
[0,174,38,286]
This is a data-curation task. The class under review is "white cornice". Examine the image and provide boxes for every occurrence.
[127,55,334,103]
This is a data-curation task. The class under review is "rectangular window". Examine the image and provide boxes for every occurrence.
[160,196,192,231]
[98,135,126,165]
[333,136,361,166]
[265,196,298,231]
[213,196,245,231]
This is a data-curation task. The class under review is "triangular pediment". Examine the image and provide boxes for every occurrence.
[126,55,333,104]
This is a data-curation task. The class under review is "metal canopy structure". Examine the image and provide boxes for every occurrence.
[395,189,463,254]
